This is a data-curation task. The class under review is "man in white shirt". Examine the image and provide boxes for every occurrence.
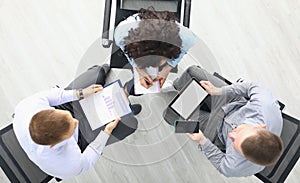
[13,65,138,179]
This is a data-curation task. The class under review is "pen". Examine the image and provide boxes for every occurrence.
[143,77,152,84]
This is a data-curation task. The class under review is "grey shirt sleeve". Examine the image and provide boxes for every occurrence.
[201,139,226,174]
[222,81,278,107]
[222,82,255,98]
[201,138,264,177]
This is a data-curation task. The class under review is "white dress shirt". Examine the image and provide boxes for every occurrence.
[13,88,109,179]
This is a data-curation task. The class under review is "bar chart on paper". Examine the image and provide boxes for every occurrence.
[103,95,115,116]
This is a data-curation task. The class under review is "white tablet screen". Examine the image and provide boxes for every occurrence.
[170,80,207,119]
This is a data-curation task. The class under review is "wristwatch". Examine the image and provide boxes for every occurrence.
[197,137,208,151]
[78,89,84,100]
[198,144,203,151]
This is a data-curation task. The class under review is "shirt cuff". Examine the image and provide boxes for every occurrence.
[221,85,232,96]
[198,137,210,151]
[73,90,80,100]
[198,137,208,151]
[199,136,208,145]
[89,131,110,155]
[166,60,175,68]
[63,89,78,101]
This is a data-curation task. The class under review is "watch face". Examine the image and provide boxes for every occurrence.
[79,89,84,99]
[198,144,203,151]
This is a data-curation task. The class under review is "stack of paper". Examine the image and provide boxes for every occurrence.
[133,67,160,94]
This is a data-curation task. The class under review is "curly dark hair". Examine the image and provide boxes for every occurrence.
[122,7,182,68]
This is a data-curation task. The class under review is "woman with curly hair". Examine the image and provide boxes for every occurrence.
[114,7,198,94]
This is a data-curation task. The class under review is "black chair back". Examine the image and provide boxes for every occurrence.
[0,124,53,183]
[255,113,300,183]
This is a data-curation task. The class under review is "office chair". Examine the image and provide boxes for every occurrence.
[0,124,53,183]
[101,0,192,70]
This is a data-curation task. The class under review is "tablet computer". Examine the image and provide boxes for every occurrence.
[168,78,208,120]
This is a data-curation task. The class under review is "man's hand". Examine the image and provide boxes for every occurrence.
[200,81,222,96]
[155,65,172,88]
[81,84,103,99]
[186,130,207,145]
[104,117,120,135]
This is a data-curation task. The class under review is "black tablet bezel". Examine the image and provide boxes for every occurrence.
[174,120,200,133]
[168,78,209,120]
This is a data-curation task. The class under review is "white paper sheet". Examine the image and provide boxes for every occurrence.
[133,67,160,94]
[79,80,132,130]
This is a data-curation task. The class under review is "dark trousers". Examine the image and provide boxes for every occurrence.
[54,65,138,151]
[124,78,136,96]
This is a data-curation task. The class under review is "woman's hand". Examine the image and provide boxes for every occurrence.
[155,65,172,88]
[136,67,153,88]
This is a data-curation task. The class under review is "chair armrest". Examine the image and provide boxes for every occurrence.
[213,72,232,85]
[102,0,113,48]
[183,0,191,28]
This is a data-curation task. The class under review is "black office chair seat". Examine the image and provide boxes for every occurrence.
[0,124,53,183]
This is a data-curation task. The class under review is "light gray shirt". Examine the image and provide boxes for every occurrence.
[201,82,282,177]
[13,88,110,179]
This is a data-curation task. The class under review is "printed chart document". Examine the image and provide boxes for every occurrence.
[79,80,132,130]
[134,66,160,94]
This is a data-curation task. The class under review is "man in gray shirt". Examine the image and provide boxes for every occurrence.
[164,65,283,177]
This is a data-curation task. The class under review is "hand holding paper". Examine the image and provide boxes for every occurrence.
[104,117,121,135]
